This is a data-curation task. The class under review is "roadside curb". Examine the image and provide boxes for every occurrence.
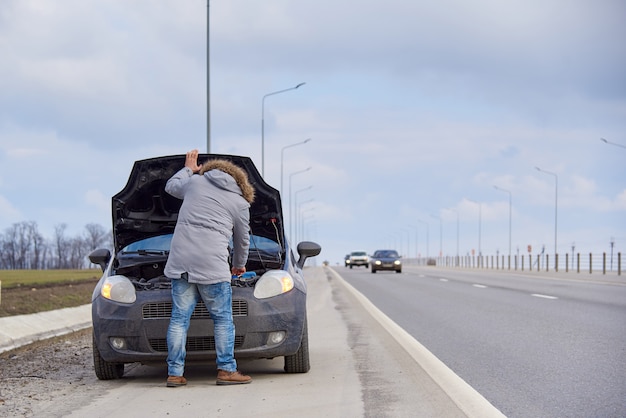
[0,304,91,354]
[326,267,506,418]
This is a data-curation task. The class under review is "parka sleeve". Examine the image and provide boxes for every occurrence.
[164,167,193,199]
[231,205,251,268]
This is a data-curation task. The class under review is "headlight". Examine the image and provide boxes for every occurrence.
[254,270,294,299]
[394,260,401,265]
[100,275,136,304]
[375,260,382,265]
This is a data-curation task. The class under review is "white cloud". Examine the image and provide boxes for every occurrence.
[614,189,626,210]
[0,195,22,225]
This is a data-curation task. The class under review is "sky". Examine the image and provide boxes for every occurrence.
[1,0,625,266]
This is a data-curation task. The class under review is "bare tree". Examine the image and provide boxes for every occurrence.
[84,223,108,252]
[54,223,70,269]
[29,223,47,270]
[0,233,10,269]
[69,236,88,269]
[15,222,32,269]
[1,224,18,269]
[0,221,109,270]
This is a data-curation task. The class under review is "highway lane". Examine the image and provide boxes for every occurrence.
[334,265,626,417]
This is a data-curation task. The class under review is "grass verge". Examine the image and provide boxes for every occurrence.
[0,269,101,317]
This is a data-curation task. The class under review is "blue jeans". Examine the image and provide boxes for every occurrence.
[166,278,237,376]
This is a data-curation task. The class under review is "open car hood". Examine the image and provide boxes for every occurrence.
[112,153,284,254]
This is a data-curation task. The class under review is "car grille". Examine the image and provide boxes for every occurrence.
[148,336,245,352]
[142,300,248,319]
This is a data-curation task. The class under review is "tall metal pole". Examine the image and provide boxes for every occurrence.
[261,82,306,178]
[494,186,512,257]
[206,1,211,153]
[446,208,459,265]
[468,199,482,265]
[418,219,429,259]
[600,137,626,149]
[297,200,314,243]
[289,167,311,245]
[535,167,558,256]
[281,138,311,197]
[430,214,442,257]
[294,187,313,244]
[409,224,419,261]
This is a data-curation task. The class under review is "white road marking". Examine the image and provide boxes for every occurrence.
[472,284,487,288]
[440,278,448,282]
[532,293,558,300]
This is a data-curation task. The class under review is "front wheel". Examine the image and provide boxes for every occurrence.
[284,318,310,373]
[93,332,124,380]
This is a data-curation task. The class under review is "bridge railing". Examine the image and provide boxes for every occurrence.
[414,252,622,275]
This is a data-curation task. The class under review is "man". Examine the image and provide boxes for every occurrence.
[164,149,255,387]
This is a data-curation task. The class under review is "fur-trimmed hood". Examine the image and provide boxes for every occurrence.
[199,159,255,203]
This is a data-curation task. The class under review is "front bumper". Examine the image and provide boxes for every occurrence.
[372,261,402,271]
[92,286,306,364]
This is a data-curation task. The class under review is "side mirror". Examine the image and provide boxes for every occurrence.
[89,248,111,272]
[296,241,322,269]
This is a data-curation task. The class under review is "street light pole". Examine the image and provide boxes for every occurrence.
[281,138,311,197]
[206,1,211,153]
[600,137,626,149]
[299,206,315,243]
[294,188,313,244]
[408,224,418,262]
[467,199,482,265]
[261,82,306,178]
[418,220,429,259]
[289,167,311,245]
[430,214,442,258]
[535,167,558,256]
[494,185,512,258]
[445,208,459,265]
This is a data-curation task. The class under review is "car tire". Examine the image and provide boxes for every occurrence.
[93,332,124,380]
[365,264,369,268]
[284,317,310,373]
[349,264,353,269]
[396,269,402,273]
[371,268,376,273]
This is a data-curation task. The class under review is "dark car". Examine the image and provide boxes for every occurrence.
[370,250,402,273]
[88,154,321,380]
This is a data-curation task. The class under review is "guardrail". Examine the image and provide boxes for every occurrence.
[414,252,622,275]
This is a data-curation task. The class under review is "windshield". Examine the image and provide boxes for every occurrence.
[375,250,399,258]
[121,234,281,254]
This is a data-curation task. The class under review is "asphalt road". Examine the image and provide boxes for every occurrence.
[336,264,626,417]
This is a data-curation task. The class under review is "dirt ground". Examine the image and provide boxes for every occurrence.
[0,279,98,317]
[0,328,111,417]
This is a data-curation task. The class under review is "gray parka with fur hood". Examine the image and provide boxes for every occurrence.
[163,159,255,285]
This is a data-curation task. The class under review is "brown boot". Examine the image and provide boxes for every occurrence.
[166,375,187,387]
[216,369,252,385]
